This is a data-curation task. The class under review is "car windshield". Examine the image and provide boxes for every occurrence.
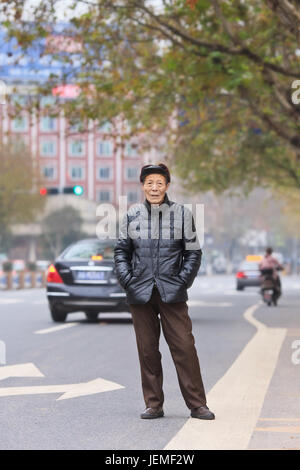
[61,240,116,260]
[240,262,259,271]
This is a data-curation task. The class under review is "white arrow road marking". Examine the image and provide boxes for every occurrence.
[0,377,124,400]
[57,378,124,400]
[0,363,44,381]
[164,302,287,450]
[34,323,78,335]
[0,363,124,400]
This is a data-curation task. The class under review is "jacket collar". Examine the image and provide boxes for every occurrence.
[143,193,171,213]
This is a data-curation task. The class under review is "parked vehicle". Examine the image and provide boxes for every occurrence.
[236,260,262,290]
[46,238,129,322]
[212,255,227,274]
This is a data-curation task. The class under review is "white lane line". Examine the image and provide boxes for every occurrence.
[34,323,78,335]
[164,302,287,450]
[0,298,24,304]
[188,300,233,307]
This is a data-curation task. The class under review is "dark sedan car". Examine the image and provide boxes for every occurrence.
[46,238,129,322]
[236,261,262,291]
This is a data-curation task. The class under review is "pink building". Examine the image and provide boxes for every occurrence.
[0,97,147,207]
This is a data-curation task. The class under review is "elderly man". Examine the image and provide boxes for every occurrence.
[114,163,214,420]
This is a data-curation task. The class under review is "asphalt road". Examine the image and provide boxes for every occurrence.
[0,275,299,450]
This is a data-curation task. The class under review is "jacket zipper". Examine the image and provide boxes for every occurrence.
[157,212,162,276]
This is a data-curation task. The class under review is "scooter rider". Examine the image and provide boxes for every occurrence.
[259,247,284,301]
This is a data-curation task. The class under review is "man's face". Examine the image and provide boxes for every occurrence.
[142,173,170,205]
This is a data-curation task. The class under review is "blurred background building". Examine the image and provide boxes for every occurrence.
[0,24,162,261]
[0,24,165,205]
[0,23,299,273]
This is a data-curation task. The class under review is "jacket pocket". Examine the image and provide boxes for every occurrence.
[171,269,188,287]
[170,259,183,277]
[132,266,142,277]
[133,262,148,278]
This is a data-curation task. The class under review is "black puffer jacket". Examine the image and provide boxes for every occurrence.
[114,193,202,304]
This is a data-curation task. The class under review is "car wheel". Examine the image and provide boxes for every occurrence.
[85,312,99,322]
[50,307,67,322]
[236,285,244,291]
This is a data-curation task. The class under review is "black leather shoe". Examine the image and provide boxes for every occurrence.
[190,405,215,420]
[140,407,164,419]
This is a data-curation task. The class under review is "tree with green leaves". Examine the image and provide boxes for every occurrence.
[0,139,45,250]
[40,205,86,259]
[2,0,300,193]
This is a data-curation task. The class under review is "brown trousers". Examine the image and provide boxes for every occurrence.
[129,286,207,410]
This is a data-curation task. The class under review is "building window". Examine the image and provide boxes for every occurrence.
[40,116,57,132]
[125,142,138,157]
[98,190,112,202]
[97,140,112,157]
[40,140,57,157]
[40,96,56,108]
[98,167,112,180]
[68,120,86,133]
[11,116,28,132]
[70,166,84,180]
[97,121,112,133]
[12,95,28,106]
[69,139,85,157]
[42,166,56,180]
[126,167,138,181]
[127,191,139,203]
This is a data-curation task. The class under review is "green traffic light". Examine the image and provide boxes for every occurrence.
[73,185,84,196]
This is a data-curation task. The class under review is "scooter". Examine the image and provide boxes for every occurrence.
[260,268,280,306]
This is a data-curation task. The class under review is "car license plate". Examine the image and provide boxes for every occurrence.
[75,271,106,281]
[247,271,258,278]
